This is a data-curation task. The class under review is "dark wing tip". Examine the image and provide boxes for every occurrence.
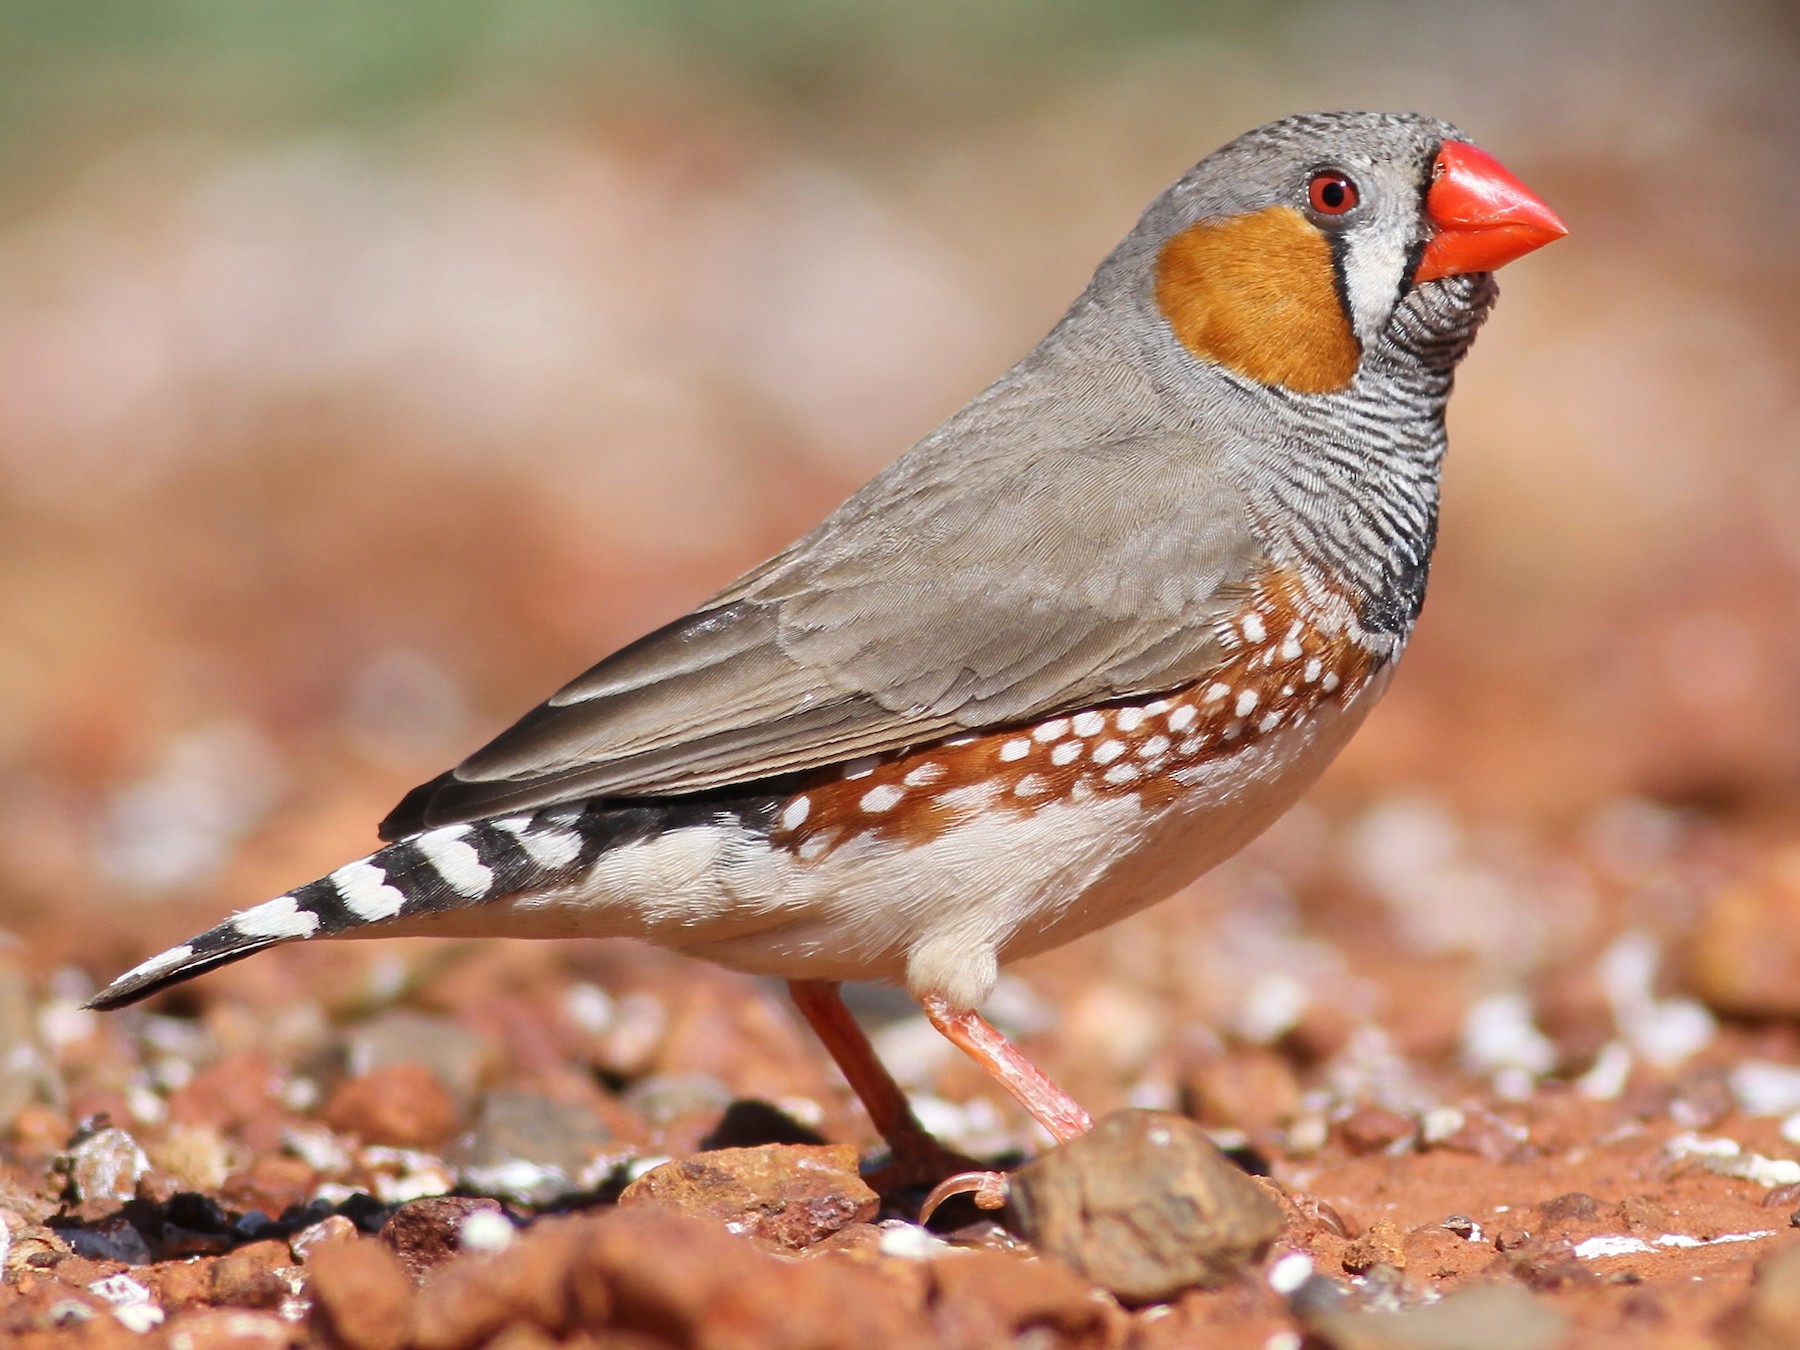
[377,772,456,841]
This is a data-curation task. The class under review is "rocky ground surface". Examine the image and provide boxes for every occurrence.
[10,846,1800,1350]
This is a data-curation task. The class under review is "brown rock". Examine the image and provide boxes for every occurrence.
[210,1240,298,1310]
[1337,1105,1415,1155]
[565,1208,796,1341]
[929,1247,1117,1348]
[412,1221,583,1350]
[142,1254,218,1310]
[167,1053,286,1154]
[1008,1109,1284,1304]
[220,1156,317,1217]
[289,1215,359,1263]
[566,1209,935,1348]
[1183,1049,1301,1136]
[617,1142,877,1249]
[1691,849,1800,1018]
[322,1064,459,1149]
[1729,1239,1800,1350]
[1341,1219,1406,1274]
[379,1197,505,1281]
[308,1236,417,1350]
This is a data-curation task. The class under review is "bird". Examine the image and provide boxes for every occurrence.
[89,111,1564,1198]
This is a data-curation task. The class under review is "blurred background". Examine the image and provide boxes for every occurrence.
[2,0,1799,1117]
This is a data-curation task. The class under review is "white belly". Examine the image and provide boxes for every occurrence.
[399,672,1386,1010]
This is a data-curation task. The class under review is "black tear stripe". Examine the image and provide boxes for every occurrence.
[87,783,793,1011]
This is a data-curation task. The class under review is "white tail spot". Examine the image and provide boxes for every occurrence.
[998,738,1032,763]
[416,828,495,898]
[1033,718,1070,743]
[1092,740,1126,765]
[903,763,946,788]
[1234,689,1259,717]
[1167,705,1198,733]
[1012,774,1050,798]
[1303,658,1323,683]
[1139,735,1171,759]
[330,859,408,922]
[1115,707,1146,732]
[1241,612,1268,644]
[781,796,811,831]
[1104,762,1143,786]
[232,894,321,940]
[1203,683,1231,704]
[1050,740,1083,766]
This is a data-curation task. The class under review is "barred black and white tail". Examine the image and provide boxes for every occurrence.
[84,801,656,1010]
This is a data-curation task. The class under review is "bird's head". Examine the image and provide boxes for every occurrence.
[1128,110,1566,395]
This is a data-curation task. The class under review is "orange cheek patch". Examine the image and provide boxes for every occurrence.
[1153,205,1359,394]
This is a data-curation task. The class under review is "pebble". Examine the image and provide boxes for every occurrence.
[68,1126,150,1207]
[452,1091,612,1203]
[378,1196,505,1281]
[322,1063,460,1149]
[208,1239,300,1310]
[618,1142,877,1249]
[290,1214,359,1262]
[307,1235,417,1350]
[161,1308,293,1348]
[1690,849,1800,1019]
[410,1220,583,1350]
[1007,1109,1284,1303]
[345,1011,496,1111]
[1299,1280,1565,1350]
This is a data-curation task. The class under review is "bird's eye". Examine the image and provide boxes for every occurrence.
[1308,172,1359,215]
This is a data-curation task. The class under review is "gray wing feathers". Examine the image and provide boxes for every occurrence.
[393,420,1261,830]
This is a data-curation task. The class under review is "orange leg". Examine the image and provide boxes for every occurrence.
[920,993,1093,1142]
[787,978,932,1158]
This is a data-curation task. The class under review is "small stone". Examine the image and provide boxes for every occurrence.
[411,1220,583,1350]
[1337,1105,1415,1155]
[451,1091,612,1203]
[290,1215,359,1263]
[220,1155,318,1217]
[1342,1219,1405,1274]
[308,1236,417,1350]
[322,1064,459,1149]
[618,1142,877,1249]
[159,1307,293,1349]
[1691,849,1800,1018]
[1420,1106,1527,1162]
[378,1196,505,1281]
[1007,1109,1284,1303]
[929,1247,1116,1347]
[1183,1049,1301,1137]
[1301,1280,1564,1350]
[344,1011,497,1111]
[69,1127,150,1207]
[209,1240,299,1309]
[148,1125,234,1194]
[1729,1240,1800,1350]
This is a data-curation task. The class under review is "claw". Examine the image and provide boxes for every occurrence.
[918,1168,1011,1224]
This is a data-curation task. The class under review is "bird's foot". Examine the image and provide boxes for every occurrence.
[918,1168,1010,1223]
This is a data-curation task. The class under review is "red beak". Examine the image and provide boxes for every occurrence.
[1415,141,1567,282]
